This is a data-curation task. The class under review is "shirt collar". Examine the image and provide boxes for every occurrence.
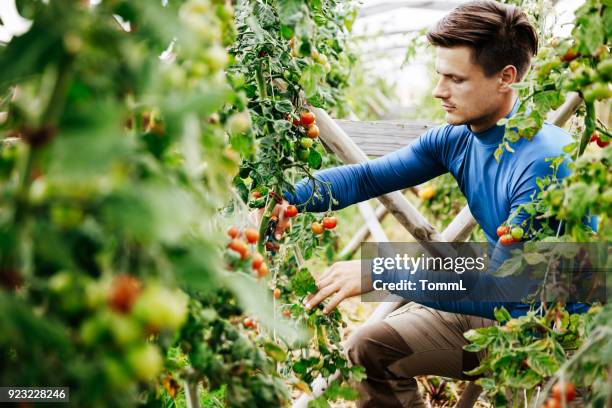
[469,98,520,146]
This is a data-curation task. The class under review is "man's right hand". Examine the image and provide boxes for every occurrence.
[249,199,294,240]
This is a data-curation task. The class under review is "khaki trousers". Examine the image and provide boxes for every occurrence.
[347,302,496,407]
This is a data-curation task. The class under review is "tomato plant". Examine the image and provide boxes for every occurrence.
[462,0,611,406]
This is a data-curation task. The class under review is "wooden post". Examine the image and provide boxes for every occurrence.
[338,204,389,260]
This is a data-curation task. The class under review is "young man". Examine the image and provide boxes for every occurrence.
[257,1,587,406]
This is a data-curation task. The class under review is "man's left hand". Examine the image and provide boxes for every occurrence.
[305,260,372,314]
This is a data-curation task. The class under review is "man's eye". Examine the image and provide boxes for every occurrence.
[451,77,463,83]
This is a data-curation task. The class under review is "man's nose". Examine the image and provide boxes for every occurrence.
[432,78,449,99]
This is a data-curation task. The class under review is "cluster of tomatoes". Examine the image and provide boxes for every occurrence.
[496,225,524,246]
[542,381,577,408]
[74,274,189,384]
[295,110,320,157]
[227,226,269,278]
[311,216,337,234]
[590,131,609,148]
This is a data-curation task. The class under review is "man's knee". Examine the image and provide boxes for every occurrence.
[347,322,412,378]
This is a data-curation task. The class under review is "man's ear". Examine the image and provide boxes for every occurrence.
[499,65,518,92]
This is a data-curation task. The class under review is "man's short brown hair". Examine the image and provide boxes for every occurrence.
[427,0,538,80]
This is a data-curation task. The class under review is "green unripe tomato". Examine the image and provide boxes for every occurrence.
[109,314,142,347]
[226,111,251,135]
[583,83,612,103]
[133,285,188,331]
[297,148,310,161]
[511,227,524,240]
[300,137,314,148]
[127,343,163,382]
[80,316,106,346]
[596,58,612,80]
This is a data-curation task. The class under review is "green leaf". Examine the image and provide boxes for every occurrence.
[494,255,524,277]
[230,131,255,157]
[277,0,304,26]
[272,119,291,133]
[254,1,276,28]
[350,365,367,382]
[299,65,326,98]
[323,380,359,401]
[280,25,294,40]
[513,369,542,389]
[308,396,331,408]
[291,268,317,297]
[494,307,512,323]
[523,252,548,265]
[246,16,266,41]
[264,342,287,362]
[476,377,497,390]
[604,7,612,39]
[576,12,604,55]
[527,353,559,376]
[274,100,294,113]
[307,148,322,169]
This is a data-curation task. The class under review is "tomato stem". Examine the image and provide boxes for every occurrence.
[255,62,268,100]
[578,101,595,157]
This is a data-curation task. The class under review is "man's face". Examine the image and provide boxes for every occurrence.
[433,46,506,130]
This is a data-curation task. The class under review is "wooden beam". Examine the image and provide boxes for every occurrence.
[338,204,388,260]
[551,92,582,126]
[441,205,476,242]
[333,119,435,157]
[357,202,389,242]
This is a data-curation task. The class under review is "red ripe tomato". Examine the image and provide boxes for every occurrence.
[239,246,250,260]
[560,48,579,62]
[243,317,254,328]
[551,381,576,402]
[108,274,141,314]
[496,225,510,237]
[252,191,262,199]
[251,252,264,270]
[284,205,298,218]
[500,234,514,246]
[311,222,324,235]
[300,111,316,126]
[544,397,561,408]
[228,238,248,258]
[307,124,320,139]
[227,226,240,239]
[256,262,269,278]
[245,228,259,244]
[596,137,610,148]
[273,288,281,299]
[322,216,337,230]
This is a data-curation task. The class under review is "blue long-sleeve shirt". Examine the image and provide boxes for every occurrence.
[285,103,592,320]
